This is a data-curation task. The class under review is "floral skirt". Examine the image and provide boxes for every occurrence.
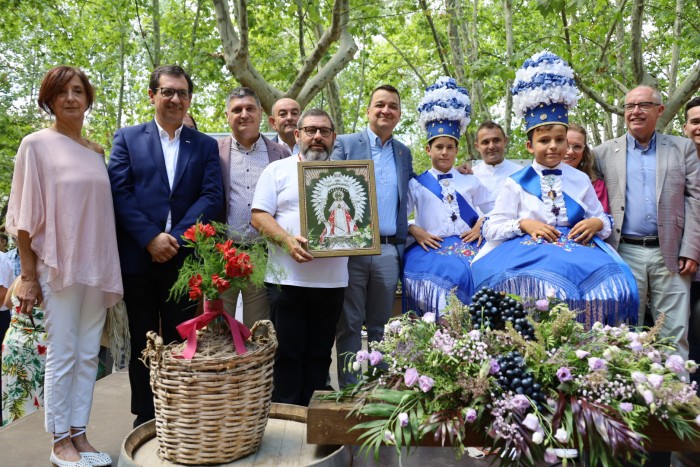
[402,235,480,317]
[2,307,47,426]
[471,227,639,327]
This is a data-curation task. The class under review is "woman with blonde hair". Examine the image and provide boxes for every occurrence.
[563,123,610,213]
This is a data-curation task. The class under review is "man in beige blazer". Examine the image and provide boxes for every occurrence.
[594,85,700,360]
[218,87,290,328]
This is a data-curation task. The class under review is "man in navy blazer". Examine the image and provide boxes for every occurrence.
[108,65,224,427]
[333,84,413,388]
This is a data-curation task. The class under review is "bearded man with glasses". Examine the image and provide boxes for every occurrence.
[108,65,224,428]
[593,85,700,363]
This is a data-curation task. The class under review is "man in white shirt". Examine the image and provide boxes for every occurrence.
[251,108,347,406]
[471,121,522,213]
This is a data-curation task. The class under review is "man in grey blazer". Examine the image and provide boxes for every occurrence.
[218,87,290,328]
[594,85,700,360]
[332,84,413,388]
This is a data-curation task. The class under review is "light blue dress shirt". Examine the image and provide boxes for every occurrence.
[367,127,399,236]
[622,132,658,237]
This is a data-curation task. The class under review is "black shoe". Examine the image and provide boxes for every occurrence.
[133,415,153,429]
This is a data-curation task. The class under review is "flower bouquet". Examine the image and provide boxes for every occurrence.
[144,222,277,465]
[327,289,700,466]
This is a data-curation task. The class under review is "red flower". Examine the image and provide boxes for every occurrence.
[184,225,198,242]
[37,344,47,355]
[212,274,231,293]
[226,253,254,278]
[201,223,216,237]
[216,240,237,260]
[189,286,202,300]
[188,274,203,288]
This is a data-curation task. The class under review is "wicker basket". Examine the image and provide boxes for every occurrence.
[144,319,277,465]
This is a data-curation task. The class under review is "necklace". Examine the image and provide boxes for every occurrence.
[542,174,564,218]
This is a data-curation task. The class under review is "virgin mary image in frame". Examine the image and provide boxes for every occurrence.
[298,160,380,257]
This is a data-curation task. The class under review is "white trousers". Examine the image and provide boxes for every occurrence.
[39,265,106,434]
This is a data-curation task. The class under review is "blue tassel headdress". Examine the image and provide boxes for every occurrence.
[418,77,471,142]
[511,51,579,132]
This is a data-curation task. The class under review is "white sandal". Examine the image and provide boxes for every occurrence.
[71,427,112,467]
[50,432,92,467]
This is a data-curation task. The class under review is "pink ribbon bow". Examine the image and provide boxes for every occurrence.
[175,299,251,359]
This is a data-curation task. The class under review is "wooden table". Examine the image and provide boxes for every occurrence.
[307,391,700,452]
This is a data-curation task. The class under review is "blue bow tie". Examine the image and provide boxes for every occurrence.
[437,173,453,180]
[542,169,562,176]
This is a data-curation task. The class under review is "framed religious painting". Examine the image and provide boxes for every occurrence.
[298,160,381,257]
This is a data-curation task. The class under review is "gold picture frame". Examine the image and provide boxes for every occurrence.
[298,160,380,257]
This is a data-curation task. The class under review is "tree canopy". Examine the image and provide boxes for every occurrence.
[1,0,698,214]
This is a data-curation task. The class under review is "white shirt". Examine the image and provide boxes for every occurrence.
[0,252,16,311]
[472,159,522,215]
[251,156,349,288]
[155,119,183,232]
[476,161,610,259]
[408,168,494,237]
[228,134,269,240]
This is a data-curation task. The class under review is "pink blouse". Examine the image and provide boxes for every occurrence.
[592,178,610,214]
[5,129,123,308]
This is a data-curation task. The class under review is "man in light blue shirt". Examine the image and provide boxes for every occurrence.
[595,85,700,361]
[332,85,414,388]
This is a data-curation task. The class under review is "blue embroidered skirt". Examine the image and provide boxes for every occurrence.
[402,235,479,317]
[471,228,639,327]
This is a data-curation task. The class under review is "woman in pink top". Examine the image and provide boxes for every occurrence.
[5,67,122,467]
[564,123,610,213]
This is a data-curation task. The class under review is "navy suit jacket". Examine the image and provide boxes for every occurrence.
[108,120,224,275]
[331,129,413,243]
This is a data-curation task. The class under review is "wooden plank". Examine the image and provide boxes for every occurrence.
[307,391,700,452]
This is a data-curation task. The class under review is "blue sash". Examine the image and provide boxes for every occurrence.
[415,171,479,227]
[510,166,585,225]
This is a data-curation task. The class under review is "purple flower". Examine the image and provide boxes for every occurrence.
[631,371,647,384]
[647,373,664,389]
[642,389,654,405]
[575,350,590,359]
[588,357,607,372]
[556,366,573,383]
[384,430,395,443]
[522,413,540,431]
[468,329,481,341]
[356,350,369,363]
[418,375,435,392]
[620,402,634,413]
[665,355,685,374]
[554,428,569,444]
[647,350,661,363]
[544,449,558,464]
[398,412,409,427]
[369,350,383,366]
[532,430,544,444]
[464,408,477,423]
[628,340,643,352]
[404,368,419,387]
[546,287,556,299]
[535,299,549,311]
[511,394,530,414]
[489,359,500,375]
[387,320,401,334]
[422,312,436,323]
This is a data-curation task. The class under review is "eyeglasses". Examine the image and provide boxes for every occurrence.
[300,126,333,137]
[567,144,584,152]
[155,87,191,100]
[623,102,661,113]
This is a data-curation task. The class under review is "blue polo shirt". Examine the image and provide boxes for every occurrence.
[622,132,658,237]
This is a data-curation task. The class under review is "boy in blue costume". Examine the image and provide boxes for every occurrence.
[471,51,638,327]
[403,77,494,316]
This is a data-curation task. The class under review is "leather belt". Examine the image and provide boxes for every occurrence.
[379,235,404,245]
[621,236,659,247]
